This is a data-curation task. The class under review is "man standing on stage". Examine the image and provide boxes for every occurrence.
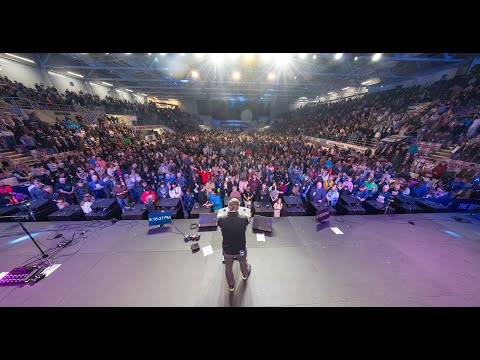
[217,198,252,292]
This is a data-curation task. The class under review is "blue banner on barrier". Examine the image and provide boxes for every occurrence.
[148,211,172,226]
[427,198,480,212]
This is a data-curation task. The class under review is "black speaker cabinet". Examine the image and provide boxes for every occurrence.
[198,213,218,231]
[284,196,307,216]
[393,194,415,205]
[414,199,449,213]
[91,198,120,212]
[335,202,366,215]
[20,199,58,220]
[307,201,336,216]
[189,202,212,219]
[121,203,148,220]
[283,196,303,206]
[158,198,184,219]
[339,195,360,206]
[252,215,272,235]
[253,202,274,217]
[362,200,385,214]
[48,205,85,221]
[0,205,20,221]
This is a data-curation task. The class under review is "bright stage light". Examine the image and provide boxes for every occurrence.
[354,56,358,61]
[268,73,275,80]
[191,70,199,79]
[372,53,382,61]
[275,53,291,66]
[334,53,343,60]
[232,71,241,80]
[211,54,225,64]
[260,53,272,61]
[298,53,307,59]
[194,53,205,58]
[312,54,317,59]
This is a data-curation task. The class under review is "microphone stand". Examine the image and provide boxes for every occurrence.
[0,214,52,266]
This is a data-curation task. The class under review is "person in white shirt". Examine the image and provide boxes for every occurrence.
[80,194,95,214]
[169,182,182,198]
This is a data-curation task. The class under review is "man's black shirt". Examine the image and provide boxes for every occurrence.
[218,212,249,255]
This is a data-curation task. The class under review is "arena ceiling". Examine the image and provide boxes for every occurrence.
[18,53,480,102]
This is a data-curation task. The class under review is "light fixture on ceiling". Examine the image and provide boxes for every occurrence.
[372,53,382,61]
[334,53,343,60]
[67,71,84,78]
[312,54,317,59]
[5,53,35,64]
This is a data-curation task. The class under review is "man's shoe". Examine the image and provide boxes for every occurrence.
[242,264,251,280]
[229,286,235,292]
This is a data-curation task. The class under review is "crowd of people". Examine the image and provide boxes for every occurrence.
[1,125,478,217]
[271,75,480,163]
[1,71,480,217]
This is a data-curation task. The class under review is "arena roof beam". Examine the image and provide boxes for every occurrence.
[43,65,169,71]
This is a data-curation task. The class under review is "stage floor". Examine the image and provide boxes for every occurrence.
[0,212,479,307]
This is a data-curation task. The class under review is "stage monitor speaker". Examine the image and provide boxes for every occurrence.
[0,205,20,220]
[284,196,307,216]
[393,194,415,205]
[253,202,274,217]
[198,213,217,231]
[91,198,120,212]
[20,199,58,220]
[362,200,385,214]
[158,198,184,219]
[85,198,122,220]
[121,203,148,220]
[414,199,449,213]
[339,195,360,206]
[48,205,85,221]
[283,196,303,206]
[307,201,336,216]
[189,202,212,219]
[335,202,366,215]
[252,215,272,235]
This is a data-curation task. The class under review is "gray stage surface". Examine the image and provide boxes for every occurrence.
[0,212,479,307]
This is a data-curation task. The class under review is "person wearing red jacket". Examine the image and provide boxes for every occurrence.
[196,167,211,184]
[141,186,157,204]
